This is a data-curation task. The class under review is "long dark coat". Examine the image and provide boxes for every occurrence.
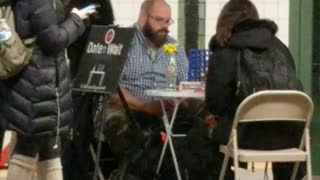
[0,0,85,136]
[205,19,302,146]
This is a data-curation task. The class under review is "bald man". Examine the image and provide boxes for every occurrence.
[138,0,173,48]
[104,0,190,179]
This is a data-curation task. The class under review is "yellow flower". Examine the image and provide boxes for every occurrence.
[162,43,177,56]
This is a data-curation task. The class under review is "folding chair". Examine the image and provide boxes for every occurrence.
[218,90,314,180]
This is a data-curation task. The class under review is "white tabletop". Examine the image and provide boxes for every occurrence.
[145,89,205,99]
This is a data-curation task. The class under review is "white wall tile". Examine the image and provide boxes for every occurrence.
[111,0,179,38]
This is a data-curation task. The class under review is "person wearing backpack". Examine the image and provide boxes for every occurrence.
[205,0,305,179]
[0,0,94,179]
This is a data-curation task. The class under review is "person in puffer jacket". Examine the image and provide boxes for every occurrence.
[0,0,92,179]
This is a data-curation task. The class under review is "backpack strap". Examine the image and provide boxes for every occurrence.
[53,0,57,10]
[23,37,36,46]
[235,50,241,96]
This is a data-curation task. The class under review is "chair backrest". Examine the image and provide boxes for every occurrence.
[233,90,314,129]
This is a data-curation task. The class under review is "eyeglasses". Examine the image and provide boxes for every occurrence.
[149,15,174,26]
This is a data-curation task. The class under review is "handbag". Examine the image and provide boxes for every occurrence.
[0,6,33,79]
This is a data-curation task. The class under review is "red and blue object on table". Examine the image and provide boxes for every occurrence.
[187,49,210,82]
[178,81,205,93]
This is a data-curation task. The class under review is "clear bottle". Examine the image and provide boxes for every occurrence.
[166,56,177,89]
[0,19,12,43]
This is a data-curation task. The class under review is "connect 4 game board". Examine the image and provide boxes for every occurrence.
[188,49,210,82]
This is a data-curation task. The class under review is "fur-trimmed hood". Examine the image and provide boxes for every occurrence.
[210,19,278,50]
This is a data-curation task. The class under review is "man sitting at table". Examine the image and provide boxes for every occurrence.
[118,0,188,113]
[103,0,210,179]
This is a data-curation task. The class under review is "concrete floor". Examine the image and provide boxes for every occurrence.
[1,168,319,180]
[0,167,274,180]
[0,166,270,180]
[1,132,319,180]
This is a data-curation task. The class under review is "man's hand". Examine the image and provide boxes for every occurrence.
[118,86,162,116]
[140,101,162,116]
[109,94,121,109]
[71,8,91,20]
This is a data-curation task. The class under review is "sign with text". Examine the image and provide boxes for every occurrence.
[72,25,134,94]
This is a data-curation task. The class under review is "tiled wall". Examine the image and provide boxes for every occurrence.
[111,0,289,47]
[111,0,180,39]
[206,0,290,46]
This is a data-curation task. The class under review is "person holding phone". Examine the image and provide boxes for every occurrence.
[61,0,114,180]
[0,0,94,179]
[66,0,114,77]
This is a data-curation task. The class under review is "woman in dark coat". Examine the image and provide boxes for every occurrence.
[205,0,304,179]
[0,0,92,179]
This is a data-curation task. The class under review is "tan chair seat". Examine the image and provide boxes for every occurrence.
[220,145,307,162]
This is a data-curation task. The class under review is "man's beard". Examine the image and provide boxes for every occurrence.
[142,22,169,48]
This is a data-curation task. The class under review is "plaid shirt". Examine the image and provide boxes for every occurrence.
[120,24,189,102]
